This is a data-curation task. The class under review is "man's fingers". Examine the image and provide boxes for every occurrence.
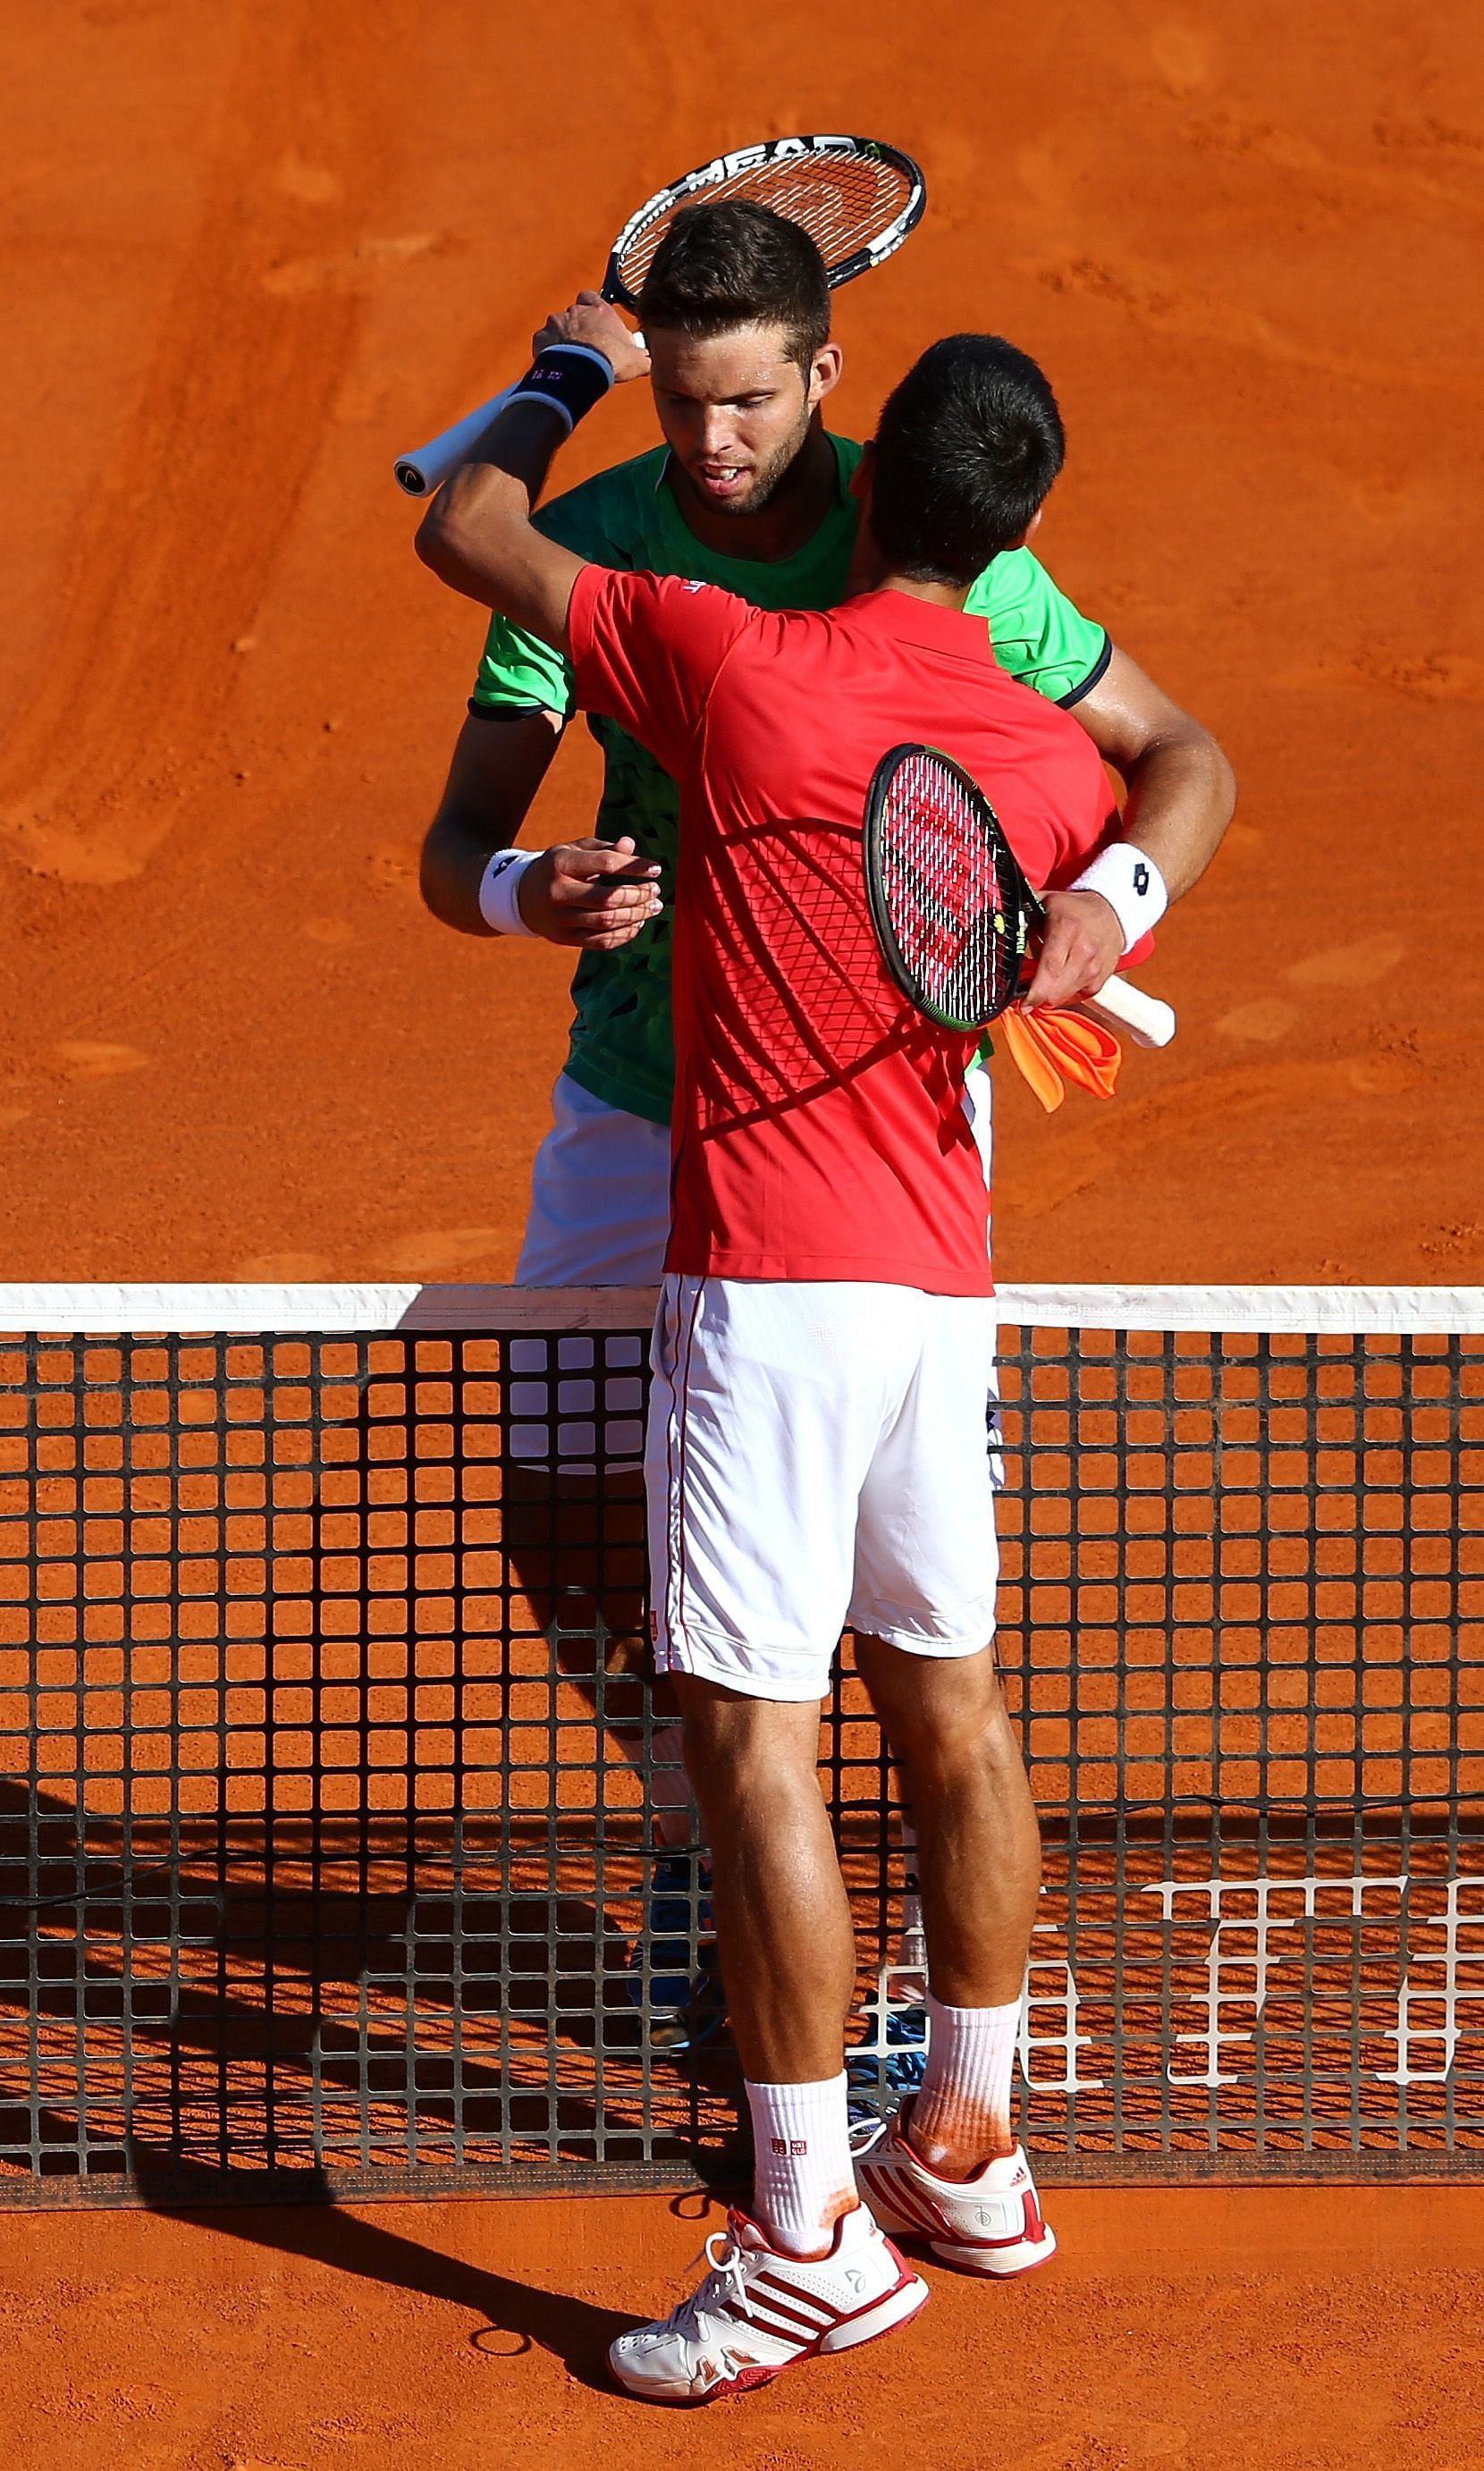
[516,838,661,942]
[544,839,662,914]
[549,839,660,881]
[1023,934,1097,1008]
[1022,890,1124,1008]
[529,299,650,379]
[572,886,662,915]
[573,923,653,950]
[552,874,662,920]
[550,914,655,949]
[552,873,661,912]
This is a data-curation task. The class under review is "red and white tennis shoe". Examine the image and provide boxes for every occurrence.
[854,2099,1057,2277]
[607,2200,929,2405]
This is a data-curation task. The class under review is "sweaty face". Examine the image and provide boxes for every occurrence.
[646,322,819,517]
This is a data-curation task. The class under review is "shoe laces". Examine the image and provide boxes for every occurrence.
[670,2225,754,2340]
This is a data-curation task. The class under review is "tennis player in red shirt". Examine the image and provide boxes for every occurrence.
[418,325,1163,2402]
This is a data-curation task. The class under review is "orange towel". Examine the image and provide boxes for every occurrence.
[998,1005,1123,1113]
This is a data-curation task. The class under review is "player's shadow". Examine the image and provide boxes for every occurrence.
[1,1760,742,2376]
[3,1314,743,2210]
[0,1769,743,2181]
[145,2163,646,2388]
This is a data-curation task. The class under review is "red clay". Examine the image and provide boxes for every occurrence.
[3,2186,1482,2468]
[4,1,1482,1286]
[4,0,1484,2458]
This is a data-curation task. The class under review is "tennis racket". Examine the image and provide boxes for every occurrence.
[394,134,926,495]
[864,743,1178,1048]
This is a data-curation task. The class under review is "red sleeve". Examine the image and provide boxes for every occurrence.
[567,567,755,774]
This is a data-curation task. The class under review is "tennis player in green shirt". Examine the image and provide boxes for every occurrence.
[420,200,1233,1285]
[416,199,1235,2048]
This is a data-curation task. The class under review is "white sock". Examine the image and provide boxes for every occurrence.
[912,1992,1022,2167]
[746,2074,856,2256]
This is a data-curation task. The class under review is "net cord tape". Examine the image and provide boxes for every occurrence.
[1,1283,1481,1335]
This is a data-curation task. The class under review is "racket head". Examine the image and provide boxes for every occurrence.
[864,743,1041,1034]
[602,135,927,314]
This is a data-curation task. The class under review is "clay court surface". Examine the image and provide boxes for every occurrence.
[4,2188,1482,2470]
[3,0,1483,2461]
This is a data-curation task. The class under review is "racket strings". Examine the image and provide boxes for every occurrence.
[880,753,1023,1028]
[614,155,915,294]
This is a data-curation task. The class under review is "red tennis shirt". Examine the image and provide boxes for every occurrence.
[568,566,1119,1295]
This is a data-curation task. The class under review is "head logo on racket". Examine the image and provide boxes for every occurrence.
[395,135,926,495]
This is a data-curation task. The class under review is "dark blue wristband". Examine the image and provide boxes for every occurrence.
[510,342,615,434]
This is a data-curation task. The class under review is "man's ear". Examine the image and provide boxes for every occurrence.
[996,505,1044,552]
[806,342,844,409]
[849,438,875,506]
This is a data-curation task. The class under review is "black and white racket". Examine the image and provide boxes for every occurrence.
[394,135,926,495]
[863,743,1177,1047]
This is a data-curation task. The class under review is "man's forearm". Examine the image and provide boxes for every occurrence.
[1119,728,1237,902]
[1026,700,1235,1008]
[414,400,570,618]
[420,808,506,935]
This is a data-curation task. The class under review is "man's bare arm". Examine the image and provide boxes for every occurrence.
[420,708,557,935]
[415,399,586,646]
[1075,647,1236,898]
[414,298,651,644]
[416,300,661,946]
[1025,645,1236,1007]
[419,711,662,948]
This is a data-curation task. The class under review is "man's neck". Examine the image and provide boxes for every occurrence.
[873,573,973,611]
[665,423,840,565]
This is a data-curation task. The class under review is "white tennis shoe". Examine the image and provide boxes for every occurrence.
[607,2200,929,2405]
[854,2099,1057,2277]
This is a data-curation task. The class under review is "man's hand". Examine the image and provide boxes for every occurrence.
[532,292,652,384]
[518,834,662,949]
[1021,889,1124,1008]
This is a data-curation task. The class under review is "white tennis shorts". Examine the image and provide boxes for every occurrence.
[515,1073,674,1286]
[646,1276,999,1702]
[516,1068,994,1286]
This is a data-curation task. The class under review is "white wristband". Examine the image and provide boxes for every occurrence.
[1068,842,1168,954]
[477,846,540,937]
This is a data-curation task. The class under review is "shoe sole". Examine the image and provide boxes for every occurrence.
[928,2225,1058,2278]
[608,2269,930,2405]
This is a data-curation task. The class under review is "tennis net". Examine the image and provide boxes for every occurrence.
[1,1281,1480,2206]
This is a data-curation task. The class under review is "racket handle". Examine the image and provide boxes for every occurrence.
[394,388,517,495]
[393,331,645,495]
[1076,972,1177,1050]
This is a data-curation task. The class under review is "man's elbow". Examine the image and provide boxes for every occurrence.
[418,815,484,934]
[1155,713,1238,820]
[1200,726,1238,822]
[414,498,465,587]
[417,819,454,923]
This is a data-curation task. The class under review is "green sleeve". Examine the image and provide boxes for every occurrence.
[963,547,1111,707]
[470,612,576,720]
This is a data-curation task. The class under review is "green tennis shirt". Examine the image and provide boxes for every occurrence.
[470,435,1110,1125]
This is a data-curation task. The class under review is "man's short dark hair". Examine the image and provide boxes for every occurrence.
[869,335,1066,585]
[637,200,831,371]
